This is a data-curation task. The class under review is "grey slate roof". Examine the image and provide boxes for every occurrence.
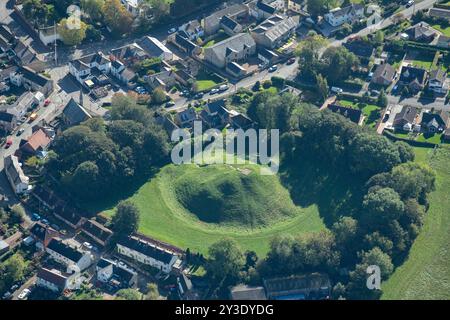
[62,98,92,125]
[252,15,297,42]
[47,238,83,263]
[327,104,362,124]
[117,236,177,264]
[429,69,446,84]
[205,33,256,61]
[372,63,396,82]
[230,285,267,300]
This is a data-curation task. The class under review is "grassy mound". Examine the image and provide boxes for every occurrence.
[173,165,297,227]
[105,162,325,256]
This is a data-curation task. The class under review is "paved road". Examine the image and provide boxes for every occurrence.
[11,275,36,300]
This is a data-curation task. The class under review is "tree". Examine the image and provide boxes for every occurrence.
[377,89,388,108]
[307,0,329,17]
[360,247,394,279]
[111,201,140,238]
[332,216,358,248]
[145,283,160,300]
[58,18,88,46]
[295,35,327,79]
[395,141,415,163]
[206,238,245,282]
[102,0,133,35]
[147,0,170,23]
[322,46,360,83]
[116,288,142,300]
[81,0,104,21]
[361,187,405,229]
[10,204,25,225]
[315,74,329,103]
[151,87,167,105]
[0,253,27,293]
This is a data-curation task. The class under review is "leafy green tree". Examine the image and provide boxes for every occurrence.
[377,89,388,108]
[315,74,329,103]
[207,238,245,282]
[145,283,160,300]
[395,141,415,163]
[81,0,104,21]
[151,87,167,105]
[295,35,327,79]
[360,247,394,279]
[322,46,359,83]
[116,288,142,300]
[58,18,88,46]
[10,204,25,225]
[362,187,405,229]
[111,201,140,238]
[102,0,133,35]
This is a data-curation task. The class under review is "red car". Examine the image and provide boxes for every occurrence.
[5,138,12,149]
[44,99,51,107]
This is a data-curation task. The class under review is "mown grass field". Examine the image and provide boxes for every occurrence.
[106,162,325,256]
[382,147,450,299]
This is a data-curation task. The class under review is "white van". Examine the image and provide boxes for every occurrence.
[331,87,343,94]
[219,84,229,91]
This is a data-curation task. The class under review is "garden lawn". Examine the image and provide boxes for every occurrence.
[432,24,450,37]
[382,147,450,299]
[105,163,326,257]
[416,133,443,145]
[336,99,381,127]
[195,70,224,92]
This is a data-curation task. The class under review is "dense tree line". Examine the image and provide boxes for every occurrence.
[46,94,169,201]
[204,91,436,299]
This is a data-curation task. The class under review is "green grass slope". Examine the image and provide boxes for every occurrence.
[174,165,299,227]
[106,163,325,256]
[382,147,450,299]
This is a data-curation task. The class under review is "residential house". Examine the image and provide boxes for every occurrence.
[287,0,303,14]
[7,92,37,118]
[248,0,283,21]
[9,66,54,96]
[96,258,138,289]
[171,33,202,56]
[371,63,396,86]
[429,7,450,21]
[54,206,85,230]
[199,99,230,128]
[226,61,248,77]
[175,107,198,128]
[258,48,279,65]
[437,35,450,49]
[202,4,249,35]
[146,69,178,91]
[36,267,80,292]
[220,15,243,36]
[137,36,173,61]
[39,26,60,46]
[230,111,255,129]
[68,52,111,85]
[251,15,297,49]
[263,273,331,300]
[428,69,448,95]
[398,66,428,93]
[393,106,419,132]
[110,43,148,66]
[0,240,9,255]
[324,4,365,27]
[10,39,38,66]
[177,273,195,300]
[420,110,450,134]
[327,104,363,125]
[230,284,267,300]
[0,111,17,133]
[405,22,437,43]
[18,128,52,157]
[178,20,204,41]
[121,0,143,16]
[46,238,92,271]
[29,222,59,251]
[155,114,180,136]
[61,98,92,126]
[4,155,30,194]
[110,60,136,87]
[0,81,10,93]
[204,33,256,69]
[116,235,180,274]
[81,219,113,247]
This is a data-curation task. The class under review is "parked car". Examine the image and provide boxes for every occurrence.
[210,88,219,94]
[286,58,296,65]
[168,27,177,34]
[51,224,60,231]
[219,84,229,92]
[2,292,12,300]
[16,128,25,136]
[5,138,12,149]
[18,288,31,300]
[331,87,343,94]
[44,99,51,107]
[32,213,41,221]
[29,113,38,123]
[165,101,175,108]
[83,242,93,250]
[406,0,414,8]
[370,90,380,97]
[268,65,278,72]
[10,284,19,292]
[41,219,49,225]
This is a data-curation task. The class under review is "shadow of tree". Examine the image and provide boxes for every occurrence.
[279,158,366,228]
